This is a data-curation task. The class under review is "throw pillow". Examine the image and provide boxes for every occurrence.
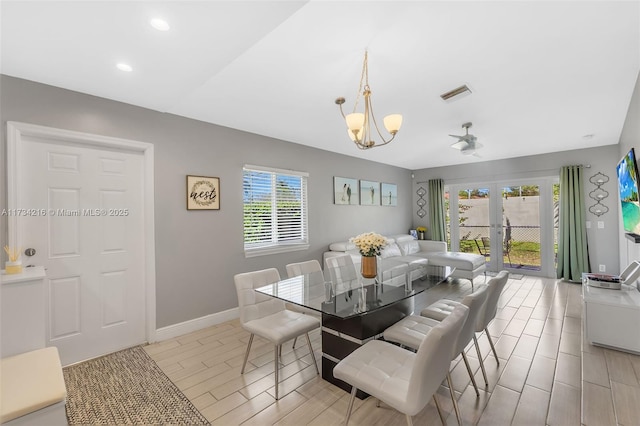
[381,243,402,258]
[399,240,420,255]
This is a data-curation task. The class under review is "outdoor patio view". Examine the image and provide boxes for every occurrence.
[445,184,560,271]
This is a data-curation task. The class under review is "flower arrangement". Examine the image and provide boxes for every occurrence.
[416,226,427,232]
[350,232,388,257]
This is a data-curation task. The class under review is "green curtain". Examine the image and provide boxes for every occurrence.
[557,165,590,281]
[428,179,447,242]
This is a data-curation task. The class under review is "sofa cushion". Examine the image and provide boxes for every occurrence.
[398,240,420,256]
[380,243,402,258]
[329,241,356,252]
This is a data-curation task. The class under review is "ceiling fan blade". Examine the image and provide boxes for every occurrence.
[449,134,464,139]
[451,140,469,150]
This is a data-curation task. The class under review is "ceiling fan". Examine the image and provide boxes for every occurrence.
[450,122,483,156]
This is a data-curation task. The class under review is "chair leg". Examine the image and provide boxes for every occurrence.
[376,398,381,408]
[486,328,500,365]
[274,345,280,400]
[241,334,254,374]
[473,335,489,386]
[405,413,413,426]
[344,386,357,425]
[433,394,447,426]
[446,373,462,426]
[292,336,298,349]
[305,333,320,375]
[461,351,479,397]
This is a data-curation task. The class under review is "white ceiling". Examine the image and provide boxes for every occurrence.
[2,1,639,170]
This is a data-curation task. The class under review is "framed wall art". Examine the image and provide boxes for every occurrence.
[381,182,397,206]
[360,180,380,206]
[187,175,220,210]
[334,176,359,205]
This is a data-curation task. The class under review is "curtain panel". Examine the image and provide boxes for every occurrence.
[428,179,447,242]
[556,165,590,281]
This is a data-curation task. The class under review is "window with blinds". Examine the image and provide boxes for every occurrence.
[243,165,309,257]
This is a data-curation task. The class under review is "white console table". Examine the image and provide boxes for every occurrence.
[1,267,47,358]
[582,278,640,354]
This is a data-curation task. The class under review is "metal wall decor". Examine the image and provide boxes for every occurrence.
[588,172,609,217]
[416,186,427,218]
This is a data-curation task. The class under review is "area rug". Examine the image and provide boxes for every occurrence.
[63,346,209,425]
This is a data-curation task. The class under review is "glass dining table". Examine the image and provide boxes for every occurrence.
[255,264,453,396]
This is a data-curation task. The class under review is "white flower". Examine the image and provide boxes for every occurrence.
[350,232,388,257]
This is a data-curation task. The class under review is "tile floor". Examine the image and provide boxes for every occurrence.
[144,275,640,425]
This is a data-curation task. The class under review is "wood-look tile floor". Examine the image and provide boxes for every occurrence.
[144,276,640,425]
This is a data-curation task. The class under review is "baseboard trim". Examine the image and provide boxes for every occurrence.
[154,308,239,342]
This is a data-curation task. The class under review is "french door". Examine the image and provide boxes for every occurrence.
[447,178,556,277]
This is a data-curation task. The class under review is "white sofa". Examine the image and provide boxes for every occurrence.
[323,234,486,287]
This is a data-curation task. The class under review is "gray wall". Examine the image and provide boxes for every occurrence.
[0,75,413,328]
[411,145,621,275]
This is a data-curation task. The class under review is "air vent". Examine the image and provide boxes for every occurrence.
[440,84,472,102]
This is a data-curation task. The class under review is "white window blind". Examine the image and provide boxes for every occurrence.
[243,165,309,257]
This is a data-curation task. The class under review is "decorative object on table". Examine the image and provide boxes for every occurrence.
[333,176,359,205]
[334,51,403,150]
[588,171,609,217]
[416,226,427,240]
[186,175,220,210]
[4,246,22,274]
[416,186,427,218]
[381,182,397,206]
[350,232,388,279]
[359,180,381,206]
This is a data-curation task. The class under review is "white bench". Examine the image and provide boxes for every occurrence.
[426,251,486,289]
[1,347,67,425]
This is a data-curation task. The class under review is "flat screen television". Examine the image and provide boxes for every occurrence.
[617,148,640,237]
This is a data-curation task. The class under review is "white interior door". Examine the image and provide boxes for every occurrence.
[11,125,151,365]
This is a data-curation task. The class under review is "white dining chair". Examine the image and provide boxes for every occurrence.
[334,304,469,426]
[234,268,320,400]
[285,260,323,348]
[286,259,322,278]
[476,271,510,363]
[384,284,490,425]
[325,254,359,286]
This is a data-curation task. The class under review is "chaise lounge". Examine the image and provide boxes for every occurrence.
[324,234,486,288]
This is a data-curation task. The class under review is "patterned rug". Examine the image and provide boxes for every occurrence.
[63,346,209,425]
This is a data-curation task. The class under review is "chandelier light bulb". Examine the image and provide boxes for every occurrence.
[346,113,365,133]
[383,114,403,134]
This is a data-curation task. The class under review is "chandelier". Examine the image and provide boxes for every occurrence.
[335,51,403,150]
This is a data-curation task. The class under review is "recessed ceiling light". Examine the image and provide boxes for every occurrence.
[150,18,170,31]
[116,63,133,72]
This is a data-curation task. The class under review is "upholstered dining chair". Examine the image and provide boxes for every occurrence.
[285,260,323,348]
[324,254,359,292]
[286,259,322,278]
[234,268,320,400]
[334,304,469,426]
[384,284,489,425]
[476,271,510,363]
